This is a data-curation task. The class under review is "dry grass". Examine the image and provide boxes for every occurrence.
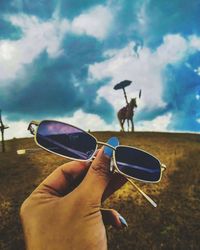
[0,132,200,250]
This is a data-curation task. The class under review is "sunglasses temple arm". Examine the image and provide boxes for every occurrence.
[126,178,157,208]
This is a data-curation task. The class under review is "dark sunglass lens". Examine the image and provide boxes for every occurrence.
[36,121,96,160]
[115,146,161,182]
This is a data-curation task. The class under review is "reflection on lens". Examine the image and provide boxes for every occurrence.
[36,120,97,160]
[115,146,161,182]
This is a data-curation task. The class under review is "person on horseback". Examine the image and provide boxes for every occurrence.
[117,98,137,132]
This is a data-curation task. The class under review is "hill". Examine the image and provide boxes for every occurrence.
[0,132,200,250]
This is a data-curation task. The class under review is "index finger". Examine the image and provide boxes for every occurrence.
[36,160,90,197]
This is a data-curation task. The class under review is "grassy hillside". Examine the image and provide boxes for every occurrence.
[0,132,200,250]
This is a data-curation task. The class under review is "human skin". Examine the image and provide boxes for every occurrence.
[20,146,128,250]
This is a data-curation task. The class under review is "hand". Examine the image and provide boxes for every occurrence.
[20,146,128,250]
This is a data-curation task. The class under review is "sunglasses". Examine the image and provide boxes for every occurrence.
[25,120,166,207]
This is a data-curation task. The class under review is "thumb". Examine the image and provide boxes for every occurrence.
[79,137,119,204]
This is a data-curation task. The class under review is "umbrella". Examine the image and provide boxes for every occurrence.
[114,80,132,105]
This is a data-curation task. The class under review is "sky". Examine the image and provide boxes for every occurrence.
[0,0,200,139]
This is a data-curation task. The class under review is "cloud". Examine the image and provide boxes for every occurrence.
[144,0,200,48]
[0,4,117,126]
[163,59,200,132]
[8,14,69,58]
[0,14,69,82]
[3,118,31,140]
[0,46,115,123]
[189,35,200,51]
[89,34,199,130]
[88,34,200,125]
[5,110,172,140]
[137,113,172,131]
[156,34,188,65]
[0,4,114,83]
[71,5,113,40]
[1,0,200,136]
[60,109,118,131]
[4,109,118,140]
[194,67,200,76]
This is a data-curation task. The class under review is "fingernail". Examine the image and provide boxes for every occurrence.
[118,214,128,228]
[103,137,119,158]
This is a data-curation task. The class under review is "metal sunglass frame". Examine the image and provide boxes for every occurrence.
[28,120,167,207]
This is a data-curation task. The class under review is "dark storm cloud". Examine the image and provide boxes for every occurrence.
[0,1,115,125]
[103,0,200,50]
[103,0,145,50]
[135,106,171,122]
[0,45,114,123]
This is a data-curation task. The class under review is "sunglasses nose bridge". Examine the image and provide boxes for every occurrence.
[97,141,116,150]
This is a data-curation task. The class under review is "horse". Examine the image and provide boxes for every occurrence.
[117,98,137,132]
